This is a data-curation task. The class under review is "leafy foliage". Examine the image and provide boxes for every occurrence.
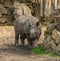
[32,45,60,57]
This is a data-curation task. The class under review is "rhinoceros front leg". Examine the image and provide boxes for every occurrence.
[15,32,19,46]
[20,34,26,46]
[28,39,34,48]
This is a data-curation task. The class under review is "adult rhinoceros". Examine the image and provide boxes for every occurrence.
[14,15,41,48]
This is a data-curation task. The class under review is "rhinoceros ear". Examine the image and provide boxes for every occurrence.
[36,21,40,27]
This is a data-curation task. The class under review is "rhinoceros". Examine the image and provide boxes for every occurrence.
[14,15,41,47]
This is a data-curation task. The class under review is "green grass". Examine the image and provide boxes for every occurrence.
[32,46,60,57]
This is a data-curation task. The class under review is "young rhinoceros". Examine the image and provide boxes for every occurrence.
[14,15,41,47]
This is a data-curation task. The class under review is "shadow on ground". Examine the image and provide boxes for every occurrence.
[0,44,33,56]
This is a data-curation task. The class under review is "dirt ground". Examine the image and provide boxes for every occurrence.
[0,26,60,61]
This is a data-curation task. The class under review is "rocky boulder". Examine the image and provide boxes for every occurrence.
[0,13,2,18]
[0,4,7,14]
[0,18,7,24]
[42,34,56,52]
[12,2,32,19]
[2,0,13,8]
[49,9,60,32]
[52,29,60,45]
[56,44,60,55]
[41,20,60,54]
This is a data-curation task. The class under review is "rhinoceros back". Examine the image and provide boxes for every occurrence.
[14,15,39,35]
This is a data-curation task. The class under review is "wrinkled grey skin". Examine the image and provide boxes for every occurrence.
[14,15,41,47]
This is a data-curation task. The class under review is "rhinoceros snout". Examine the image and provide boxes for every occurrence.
[29,31,40,40]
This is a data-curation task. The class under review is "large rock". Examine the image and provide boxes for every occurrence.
[0,4,7,14]
[3,0,13,8]
[41,19,55,51]
[0,13,2,18]
[13,2,32,19]
[0,0,4,3]
[42,21,60,54]
[46,22,57,35]
[45,40,56,52]
[52,29,60,44]
[42,35,56,52]
[56,44,60,55]
[20,3,32,16]
[0,18,7,24]
[49,9,60,32]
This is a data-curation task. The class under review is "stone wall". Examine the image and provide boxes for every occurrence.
[0,0,14,25]
[0,0,60,25]
[0,0,32,25]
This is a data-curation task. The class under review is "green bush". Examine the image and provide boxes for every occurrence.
[32,46,60,57]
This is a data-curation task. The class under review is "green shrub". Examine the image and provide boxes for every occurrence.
[32,46,60,57]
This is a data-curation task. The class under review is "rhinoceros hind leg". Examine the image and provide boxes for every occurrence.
[20,34,26,46]
[15,33,19,46]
